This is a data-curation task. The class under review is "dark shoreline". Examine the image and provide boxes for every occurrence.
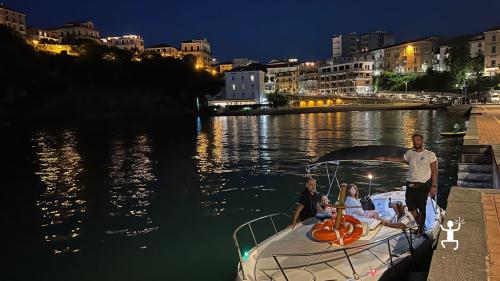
[0,103,447,127]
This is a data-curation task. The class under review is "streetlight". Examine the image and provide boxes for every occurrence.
[464,80,468,103]
[405,81,408,94]
[368,174,373,196]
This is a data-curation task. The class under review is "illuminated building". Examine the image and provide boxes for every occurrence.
[360,31,395,52]
[103,35,144,51]
[181,39,211,68]
[265,59,299,94]
[47,21,100,43]
[433,45,450,72]
[382,37,442,73]
[369,49,385,76]
[469,34,485,58]
[298,62,319,95]
[332,31,394,60]
[27,27,60,43]
[145,44,180,57]
[318,59,374,96]
[208,64,267,106]
[332,32,359,59]
[213,62,233,73]
[484,27,500,76]
[0,3,26,35]
[232,58,259,68]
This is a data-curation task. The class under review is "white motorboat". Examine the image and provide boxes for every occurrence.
[233,146,444,281]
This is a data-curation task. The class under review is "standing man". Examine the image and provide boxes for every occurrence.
[290,178,319,229]
[376,133,438,235]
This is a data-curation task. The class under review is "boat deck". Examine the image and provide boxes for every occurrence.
[239,190,440,281]
[252,223,423,281]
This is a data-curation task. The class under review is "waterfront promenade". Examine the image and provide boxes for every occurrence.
[465,105,500,187]
[215,102,444,116]
[429,105,500,281]
[468,105,500,146]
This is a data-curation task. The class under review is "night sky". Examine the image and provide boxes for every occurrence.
[8,0,500,62]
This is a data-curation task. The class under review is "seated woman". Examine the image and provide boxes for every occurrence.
[316,194,337,218]
[345,184,380,221]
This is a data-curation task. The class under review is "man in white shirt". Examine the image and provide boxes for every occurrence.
[380,201,416,229]
[376,133,438,235]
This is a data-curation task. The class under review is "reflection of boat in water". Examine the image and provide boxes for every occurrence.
[440,131,466,137]
[233,146,444,281]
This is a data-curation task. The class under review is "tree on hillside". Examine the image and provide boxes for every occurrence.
[469,52,485,79]
[445,35,472,87]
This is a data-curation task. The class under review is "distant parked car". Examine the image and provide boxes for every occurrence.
[490,92,500,103]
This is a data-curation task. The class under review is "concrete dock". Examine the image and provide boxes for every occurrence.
[459,105,500,188]
[429,105,500,281]
[428,187,500,281]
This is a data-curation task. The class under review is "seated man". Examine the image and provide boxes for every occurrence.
[380,201,416,229]
[290,178,319,229]
[316,194,337,218]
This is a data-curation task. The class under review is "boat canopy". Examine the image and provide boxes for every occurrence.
[307,145,409,197]
[314,145,408,164]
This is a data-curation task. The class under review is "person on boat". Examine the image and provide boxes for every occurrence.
[344,184,380,220]
[290,178,320,229]
[380,201,416,229]
[316,194,337,218]
[376,132,438,236]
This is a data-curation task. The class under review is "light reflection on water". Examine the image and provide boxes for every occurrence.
[107,134,157,238]
[33,130,85,254]
[11,110,467,280]
[195,110,466,217]
[33,131,158,254]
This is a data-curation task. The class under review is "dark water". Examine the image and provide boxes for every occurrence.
[2,110,466,281]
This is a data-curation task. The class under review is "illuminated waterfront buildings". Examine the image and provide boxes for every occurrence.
[0,3,26,35]
[181,39,212,69]
[145,44,180,57]
[103,35,144,51]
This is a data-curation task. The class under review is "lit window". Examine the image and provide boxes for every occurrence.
[232,84,236,91]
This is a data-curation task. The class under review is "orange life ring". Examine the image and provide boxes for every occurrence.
[332,215,363,246]
[311,215,363,246]
[311,216,347,242]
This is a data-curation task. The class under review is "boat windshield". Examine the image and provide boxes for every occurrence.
[305,159,409,200]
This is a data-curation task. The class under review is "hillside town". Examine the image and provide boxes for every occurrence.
[1,2,499,108]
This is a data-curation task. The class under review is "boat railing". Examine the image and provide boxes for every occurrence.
[233,212,290,279]
[272,226,417,281]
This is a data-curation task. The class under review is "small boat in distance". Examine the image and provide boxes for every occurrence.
[440,131,466,137]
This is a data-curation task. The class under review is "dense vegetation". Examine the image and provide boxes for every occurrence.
[266,93,290,106]
[0,25,223,118]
